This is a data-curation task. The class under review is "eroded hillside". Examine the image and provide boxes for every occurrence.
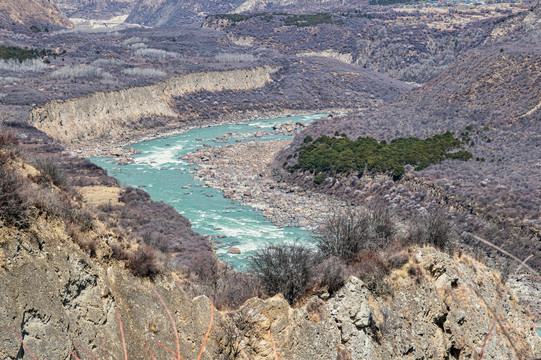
[281,47,541,229]
[30,66,279,145]
[126,0,246,26]
[56,0,138,20]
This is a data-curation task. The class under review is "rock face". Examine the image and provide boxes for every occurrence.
[30,66,278,145]
[1,212,540,359]
[0,219,219,359]
[241,248,541,359]
[0,0,72,32]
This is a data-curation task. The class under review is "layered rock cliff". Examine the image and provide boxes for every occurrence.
[30,66,279,146]
[29,57,411,152]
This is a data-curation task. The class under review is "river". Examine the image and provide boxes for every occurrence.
[91,114,328,271]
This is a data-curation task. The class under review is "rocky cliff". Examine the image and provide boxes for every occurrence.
[29,57,411,152]
[243,246,541,359]
[2,217,539,359]
[30,66,279,146]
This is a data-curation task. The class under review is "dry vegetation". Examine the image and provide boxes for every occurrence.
[282,46,541,231]
[204,5,527,83]
[248,199,460,304]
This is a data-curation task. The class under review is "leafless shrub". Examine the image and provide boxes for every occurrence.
[0,166,30,228]
[33,158,67,188]
[249,243,318,304]
[68,224,97,257]
[70,208,94,232]
[0,134,30,227]
[0,59,48,73]
[121,67,166,77]
[135,48,178,60]
[0,76,22,85]
[318,256,345,295]
[369,199,396,242]
[408,212,455,251]
[215,53,256,63]
[188,256,262,310]
[314,202,396,262]
[49,65,112,79]
[314,208,371,262]
[354,250,391,297]
[92,58,126,67]
[216,311,257,360]
[125,245,161,278]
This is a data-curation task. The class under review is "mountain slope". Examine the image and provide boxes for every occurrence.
[126,0,246,26]
[55,0,138,20]
[0,0,72,32]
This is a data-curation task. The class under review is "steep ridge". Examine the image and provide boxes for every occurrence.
[30,66,279,146]
[202,10,498,83]
[0,0,72,33]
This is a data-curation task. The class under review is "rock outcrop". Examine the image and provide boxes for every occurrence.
[0,217,220,359]
[30,66,279,145]
[240,248,541,359]
[2,211,539,360]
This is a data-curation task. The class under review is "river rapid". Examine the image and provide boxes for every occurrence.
[91,114,328,271]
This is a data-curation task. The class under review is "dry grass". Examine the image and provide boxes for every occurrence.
[77,185,122,207]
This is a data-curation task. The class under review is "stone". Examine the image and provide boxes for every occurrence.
[226,247,241,254]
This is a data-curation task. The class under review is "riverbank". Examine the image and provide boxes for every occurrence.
[64,108,351,158]
[184,139,348,230]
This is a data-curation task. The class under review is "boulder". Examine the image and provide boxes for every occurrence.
[226,247,241,254]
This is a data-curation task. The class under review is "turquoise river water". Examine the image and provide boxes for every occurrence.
[91,114,328,271]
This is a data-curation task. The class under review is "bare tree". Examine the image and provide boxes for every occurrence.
[314,201,396,262]
[408,212,454,251]
[249,243,318,304]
